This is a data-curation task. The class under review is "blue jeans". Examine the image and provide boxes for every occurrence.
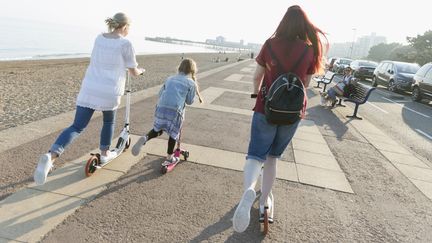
[246,112,300,162]
[327,88,337,99]
[50,106,116,156]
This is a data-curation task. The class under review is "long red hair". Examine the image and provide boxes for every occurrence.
[272,5,328,73]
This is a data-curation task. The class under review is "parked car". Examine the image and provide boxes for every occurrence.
[332,58,353,73]
[350,60,378,80]
[372,61,420,92]
[412,62,432,102]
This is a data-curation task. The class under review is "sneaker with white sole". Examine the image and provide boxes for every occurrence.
[132,136,148,156]
[100,150,118,165]
[161,156,180,166]
[233,188,256,233]
[34,153,53,185]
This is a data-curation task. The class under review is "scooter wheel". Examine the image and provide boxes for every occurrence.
[160,166,168,174]
[182,151,189,161]
[85,155,99,177]
[263,207,269,235]
[124,137,131,150]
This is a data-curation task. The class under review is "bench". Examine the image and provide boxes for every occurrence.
[336,83,375,120]
[313,71,337,92]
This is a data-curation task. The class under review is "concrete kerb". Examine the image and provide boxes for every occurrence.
[0,60,251,154]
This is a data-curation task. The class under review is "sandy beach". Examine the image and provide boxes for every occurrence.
[0,52,246,131]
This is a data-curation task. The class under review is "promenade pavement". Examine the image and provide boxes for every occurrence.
[1,60,432,242]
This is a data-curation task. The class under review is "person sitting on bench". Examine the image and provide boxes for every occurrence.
[321,66,357,106]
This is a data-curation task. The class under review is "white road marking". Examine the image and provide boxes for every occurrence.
[415,129,432,140]
[367,101,389,114]
[381,97,430,118]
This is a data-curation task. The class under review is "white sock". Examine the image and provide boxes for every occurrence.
[260,157,277,206]
[243,158,262,191]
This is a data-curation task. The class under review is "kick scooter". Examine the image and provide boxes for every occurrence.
[85,70,136,177]
[160,130,189,174]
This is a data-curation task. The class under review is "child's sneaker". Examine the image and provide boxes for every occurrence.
[100,150,118,165]
[132,135,148,156]
[34,153,53,185]
[161,156,180,166]
[232,188,256,233]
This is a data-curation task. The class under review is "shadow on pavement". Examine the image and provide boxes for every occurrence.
[94,156,165,200]
[306,105,349,141]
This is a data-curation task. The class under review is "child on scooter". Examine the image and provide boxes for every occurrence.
[132,58,203,164]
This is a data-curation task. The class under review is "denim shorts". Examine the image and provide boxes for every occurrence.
[246,112,300,162]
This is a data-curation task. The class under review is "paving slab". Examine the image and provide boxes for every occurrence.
[276,162,299,182]
[0,188,85,243]
[381,151,430,169]
[140,137,245,172]
[371,141,412,155]
[410,179,432,200]
[224,74,244,81]
[293,130,328,145]
[292,139,333,156]
[240,67,254,73]
[294,149,342,172]
[361,132,401,145]
[393,163,432,183]
[296,164,354,193]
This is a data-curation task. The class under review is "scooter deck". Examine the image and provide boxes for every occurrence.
[160,149,189,174]
[85,151,122,177]
[160,158,182,174]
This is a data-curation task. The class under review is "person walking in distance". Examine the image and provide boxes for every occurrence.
[232,5,327,232]
[33,12,145,185]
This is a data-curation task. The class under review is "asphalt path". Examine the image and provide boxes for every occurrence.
[331,77,432,165]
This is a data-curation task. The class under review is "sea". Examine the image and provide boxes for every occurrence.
[0,17,224,61]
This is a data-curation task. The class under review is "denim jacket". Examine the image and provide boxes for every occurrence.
[157,73,196,113]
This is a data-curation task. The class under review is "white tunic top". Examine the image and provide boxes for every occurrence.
[76,34,138,110]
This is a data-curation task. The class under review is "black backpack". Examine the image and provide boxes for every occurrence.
[262,43,308,125]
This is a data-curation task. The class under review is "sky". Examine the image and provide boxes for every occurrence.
[1,0,430,46]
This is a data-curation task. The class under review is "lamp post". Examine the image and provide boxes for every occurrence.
[350,28,357,59]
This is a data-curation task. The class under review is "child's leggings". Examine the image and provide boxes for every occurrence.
[146,129,176,155]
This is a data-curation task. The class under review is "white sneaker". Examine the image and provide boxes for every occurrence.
[34,153,53,185]
[233,188,256,233]
[100,150,118,165]
[161,156,180,166]
[132,136,148,156]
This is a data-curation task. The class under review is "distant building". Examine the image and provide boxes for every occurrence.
[328,32,386,59]
[205,36,261,51]
[354,33,386,58]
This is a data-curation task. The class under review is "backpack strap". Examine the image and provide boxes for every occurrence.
[260,42,309,96]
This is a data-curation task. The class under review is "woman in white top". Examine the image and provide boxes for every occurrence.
[34,12,145,185]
